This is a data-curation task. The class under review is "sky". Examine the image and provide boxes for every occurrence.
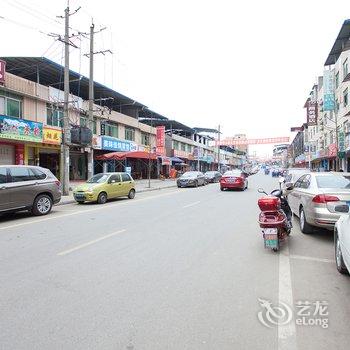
[1,0,350,156]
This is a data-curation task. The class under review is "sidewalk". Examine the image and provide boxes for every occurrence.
[57,179,177,206]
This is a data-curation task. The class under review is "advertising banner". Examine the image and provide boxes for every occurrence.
[156,126,166,155]
[306,101,318,126]
[0,60,5,84]
[0,115,43,143]
[101,136,132,151]
[323,70,335,111]
[43,127,62,145]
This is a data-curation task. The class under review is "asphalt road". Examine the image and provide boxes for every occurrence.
[0,173,349,350]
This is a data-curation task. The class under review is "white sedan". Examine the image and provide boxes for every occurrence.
[334,204,350,274]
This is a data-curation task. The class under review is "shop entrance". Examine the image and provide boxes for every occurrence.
[0,144,15,165]
[39,151,60,177]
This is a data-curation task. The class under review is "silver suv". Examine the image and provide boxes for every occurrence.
[0,165,62,216]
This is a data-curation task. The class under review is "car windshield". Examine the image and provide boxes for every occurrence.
[316,175,350,189]
[87,174,109,183]
[205,171,216,175]
[182,172,198,178]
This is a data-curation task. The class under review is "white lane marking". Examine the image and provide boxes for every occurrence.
[183,201,201,208]
[0,189,183,232]
[57,229,126,256]
[290,254,334,264]
[278,245,297,350]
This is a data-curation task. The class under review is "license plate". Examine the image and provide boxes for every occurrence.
[228,177,236,183]
[263,228,278,248]
[75,194,85,199]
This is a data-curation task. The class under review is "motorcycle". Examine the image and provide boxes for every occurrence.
[264,168,270,175]
[257,178,293,252]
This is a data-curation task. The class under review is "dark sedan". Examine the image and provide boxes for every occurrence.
[204,171,222,183]
[177,171,206,188]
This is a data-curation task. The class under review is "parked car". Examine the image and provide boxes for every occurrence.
[204,171,222,183]
[0,165,61,216]
[220,170,248,191]
[283,168,310,195]
[334,203,350,274]
[177,171,206,188]
[73,172,136,204]
[287,172,350,233]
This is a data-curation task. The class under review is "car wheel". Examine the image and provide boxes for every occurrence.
[299,207,313,234]
[32,194,53,216]
[335,233,348,274]
[128,189,136,199]
[76,201,84,204]
[220,187,224,191]
[194,181,198,187]
[97,192,108,204]
[246,182,248,189]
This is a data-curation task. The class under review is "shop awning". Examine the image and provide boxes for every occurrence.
[96,151,157,161]
[170,157,184,163]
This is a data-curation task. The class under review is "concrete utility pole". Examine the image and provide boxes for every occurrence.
[85,23,111,179]
[217,124,221,172]
[61,7,76,195]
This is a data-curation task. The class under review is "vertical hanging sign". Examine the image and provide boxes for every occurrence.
[323,70,335,111]
[0,60,6,84]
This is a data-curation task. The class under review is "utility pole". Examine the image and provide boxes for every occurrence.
[217,124,221,172]
[84,23,111,179]
[51,5,80,195]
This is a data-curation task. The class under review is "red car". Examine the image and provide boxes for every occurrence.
[220,170,248,191]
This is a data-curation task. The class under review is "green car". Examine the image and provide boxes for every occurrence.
[73,172,136,204]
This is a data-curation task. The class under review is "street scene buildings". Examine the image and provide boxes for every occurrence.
[289,20,350,171]
[0,57,246,185]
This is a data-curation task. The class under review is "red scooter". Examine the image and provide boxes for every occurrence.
[257,179,293,252]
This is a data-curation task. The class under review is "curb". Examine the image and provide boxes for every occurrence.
[56,184,177,206]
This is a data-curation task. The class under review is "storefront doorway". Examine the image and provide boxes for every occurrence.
[0,144,15,165]
[39,150,60,177]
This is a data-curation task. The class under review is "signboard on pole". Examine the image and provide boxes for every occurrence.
[306,101,318,126]
[0,60,5,84]
[323,70,335,111]
[156,126,166,155]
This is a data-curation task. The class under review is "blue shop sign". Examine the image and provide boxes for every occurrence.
[101,136,132,151]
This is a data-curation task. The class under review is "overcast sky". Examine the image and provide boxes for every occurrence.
[1,0,350,156]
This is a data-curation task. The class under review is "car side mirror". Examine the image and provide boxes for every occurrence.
[285,182,294,190]
[334,204,349,213]
[279,177,285,184]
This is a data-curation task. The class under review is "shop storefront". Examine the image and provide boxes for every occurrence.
[0,115,42,165]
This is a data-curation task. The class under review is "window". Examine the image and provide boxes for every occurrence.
[93,118,97,134]
[0,96,4,114]
[31,168,46,180]
[80,116,87,127]
[47,105,63,127]
[141,132,150,146]
[105,122,118,138]
[9,167,36,182]
[316,175,350,189]
[335,71,339,88]
[0,168,8,184]
[343,58,348,78]
[121,173,131,182]
[0,91,22,118]
[343,88,348,107]
[173,141,179,150]
[109,174,121,183]
[181,143,186,151]
[125,127,135,141]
